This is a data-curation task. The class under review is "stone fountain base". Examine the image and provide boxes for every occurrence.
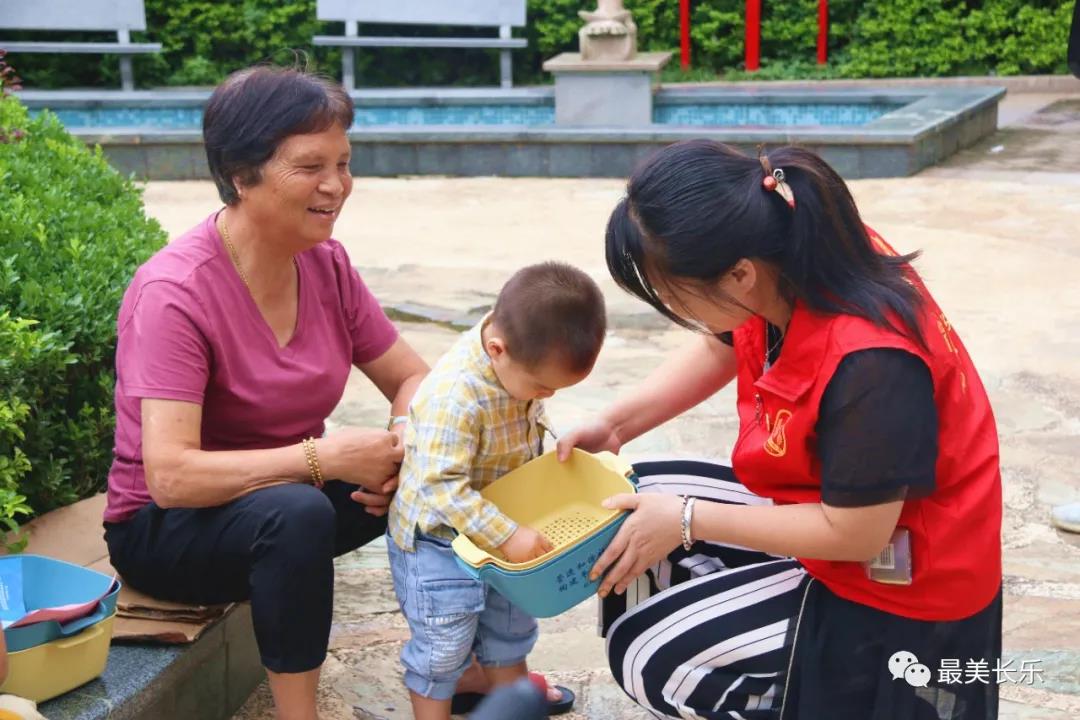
[542,51,672,127]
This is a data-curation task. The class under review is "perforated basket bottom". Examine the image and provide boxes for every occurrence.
[534,502,612,550]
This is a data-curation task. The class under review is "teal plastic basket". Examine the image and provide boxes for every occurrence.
[452,450,637,618]
[455,512,629,618]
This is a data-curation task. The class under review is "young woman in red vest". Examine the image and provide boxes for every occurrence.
[557,140,1002,719]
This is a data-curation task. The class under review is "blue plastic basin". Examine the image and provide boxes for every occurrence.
[2,555,120,653]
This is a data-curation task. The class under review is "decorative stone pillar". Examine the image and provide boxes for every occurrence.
[579,0,637,62]
[543,1,671,127]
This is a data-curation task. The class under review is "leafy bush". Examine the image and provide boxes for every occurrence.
[3,1,1072,89]
[964,0,1073,76]
[0,313,72,549]
[842,0,971,78]
[0,91,167,529]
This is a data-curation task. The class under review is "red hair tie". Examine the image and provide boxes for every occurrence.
[759,156,796,209]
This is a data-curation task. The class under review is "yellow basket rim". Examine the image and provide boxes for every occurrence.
[452,450,636,572]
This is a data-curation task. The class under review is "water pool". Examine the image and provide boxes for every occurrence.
[35,101,900,130]
[17,85,1005,179]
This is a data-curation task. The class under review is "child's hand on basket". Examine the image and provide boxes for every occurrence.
[499,526,555,564]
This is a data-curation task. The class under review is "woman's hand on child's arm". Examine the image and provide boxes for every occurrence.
[499,526,555,563]
[318,427,403,492]
[348,421,408,514]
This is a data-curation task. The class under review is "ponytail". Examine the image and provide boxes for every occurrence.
[605,140,925,347]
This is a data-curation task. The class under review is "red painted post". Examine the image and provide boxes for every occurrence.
[746,0,761,72]
[817,0,829,65]
[680,0,691,71]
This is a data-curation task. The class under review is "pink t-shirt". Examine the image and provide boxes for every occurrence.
[104,213,398,523]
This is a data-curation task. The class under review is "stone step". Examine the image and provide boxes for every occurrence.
[40,605,263,720]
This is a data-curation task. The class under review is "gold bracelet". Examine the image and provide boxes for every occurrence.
[301,438,315,485]
[304,438,324,488]
[308,438,325,488]
[302,437,325,489]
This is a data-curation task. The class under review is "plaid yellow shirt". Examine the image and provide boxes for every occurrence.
[388,319,551,552]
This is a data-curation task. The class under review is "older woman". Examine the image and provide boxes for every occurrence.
[103,66,429,719]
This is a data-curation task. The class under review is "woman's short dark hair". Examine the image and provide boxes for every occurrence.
[606,140,925,346]
[203,65,354,204]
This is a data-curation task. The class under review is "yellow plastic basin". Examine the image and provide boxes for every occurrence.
[0,613,115,703]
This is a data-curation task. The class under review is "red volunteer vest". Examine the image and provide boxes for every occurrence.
[730,232,1002,621]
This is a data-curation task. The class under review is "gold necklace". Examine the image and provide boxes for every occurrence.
[763,322,784,371]
[219,213,252,291]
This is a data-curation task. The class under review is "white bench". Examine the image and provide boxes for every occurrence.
[0,0,162,92]
[312,0,527,90]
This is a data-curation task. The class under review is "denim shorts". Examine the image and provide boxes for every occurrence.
[387,531,539,700]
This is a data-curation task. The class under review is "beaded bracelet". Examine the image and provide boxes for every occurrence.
[681,496,697,551]
[301,437,325,489]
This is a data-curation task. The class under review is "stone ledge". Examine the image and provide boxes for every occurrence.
[543,51,673,74]
[39,604,263,720]
[666,74,1080,94]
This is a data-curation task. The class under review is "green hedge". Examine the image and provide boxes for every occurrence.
[5,0,1072,89]
[843,0,1072,78]
[0,93,167,533]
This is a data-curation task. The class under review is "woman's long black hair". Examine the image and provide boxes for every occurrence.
[606,140,925,345]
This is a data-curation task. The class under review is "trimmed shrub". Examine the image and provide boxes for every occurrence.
[0,90,167,529]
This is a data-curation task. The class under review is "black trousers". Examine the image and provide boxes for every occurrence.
[104,481,385,673]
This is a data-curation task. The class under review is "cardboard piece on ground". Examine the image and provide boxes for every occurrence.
[108,616,211,644]
[15,494,228,644]
[118,596,229,621]
[117,607,224,623]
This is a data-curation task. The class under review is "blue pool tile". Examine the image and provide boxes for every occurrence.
[32,102,900,132]
[652,102,900,128]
